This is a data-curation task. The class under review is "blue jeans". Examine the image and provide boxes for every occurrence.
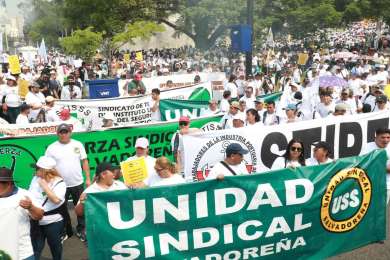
[32,220,64,260]
[23,255,35,260]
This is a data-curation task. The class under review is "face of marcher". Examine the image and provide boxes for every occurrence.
[267,104,275,114]
[0,182,12,197]
[289,142,303,161]
[102,170,115,186]
[375,133,390,148]
[58,130,71,144]
[136,147,148,157]
[230,153,244,165]
[314,148,328,162]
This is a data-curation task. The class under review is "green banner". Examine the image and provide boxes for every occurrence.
[188,86,211,101]
[0,115,222,189]
[85,150,387,259]
[160,99,210,121]
[259,92,283,103]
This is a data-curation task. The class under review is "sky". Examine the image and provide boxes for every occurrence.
[5,0,25,17]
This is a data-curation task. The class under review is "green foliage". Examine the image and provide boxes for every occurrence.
[60,27,103,62]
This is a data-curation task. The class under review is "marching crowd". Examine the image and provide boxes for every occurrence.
[2,22,390,260]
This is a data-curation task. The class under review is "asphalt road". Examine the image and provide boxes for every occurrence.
[42,205,390,260]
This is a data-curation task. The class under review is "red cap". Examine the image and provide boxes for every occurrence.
[59,109,71,120]
[179,116,190,123]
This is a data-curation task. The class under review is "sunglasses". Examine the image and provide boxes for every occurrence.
[290,147,302,152]
[58,130,69,134]
[179,122,189,126]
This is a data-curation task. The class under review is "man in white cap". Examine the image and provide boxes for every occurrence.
[25,81,45,122]
[125,137,160,186]
[102,114,115,128]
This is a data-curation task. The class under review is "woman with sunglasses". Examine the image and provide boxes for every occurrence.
[271,139,306,170]
[150,157,185,187]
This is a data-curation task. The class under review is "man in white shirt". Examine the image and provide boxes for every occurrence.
[207,143,250,179]
[25,81,45,122]
[16,103,31,124]
[372,95,389,112]
[45,96,60,122]
[61,76,82,100]
[125,137,161,186]
[262,101,280,125]
[0,167,43,260]
[220,101,240,129]
[45,123,91,241]
[306,142,333,166]
[239,86,256,109]
[150,88,161,122]
[200,99,220,116]
[362,128,390,204]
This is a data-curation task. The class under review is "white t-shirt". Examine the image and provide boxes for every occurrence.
[1,86,21,107]
[61,85,82,100]
[150,174,185,187]
[362,142,390,189]
[220,99,230,113]
[83,180,127,194]
[0,188,41,259]
[305,157,333,166]
[45,139,87,187]
[16,114,30,124]
[46,108,61,122]
[225,82,238,98]
[239,95,256,109]
[206,161,249,179]
[150,99,161,122]
[29,176,67,225]
[25,91,45,120]
[126,155,161,186]
[271,157,302,170]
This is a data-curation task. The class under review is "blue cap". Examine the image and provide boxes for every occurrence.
[284,104,297,110]
[226,143,249,156]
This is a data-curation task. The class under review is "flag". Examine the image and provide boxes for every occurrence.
[266,27,274,47]
[38,38,48,63]
[0,32,3,53]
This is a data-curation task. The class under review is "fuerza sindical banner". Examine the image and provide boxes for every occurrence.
[85,150,387,259]
[0,115,222,189]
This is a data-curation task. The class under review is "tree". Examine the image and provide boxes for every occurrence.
[60,27,103,62]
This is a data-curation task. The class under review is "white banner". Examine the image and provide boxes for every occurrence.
[143,72,225,91]
[0,121,80,138]
[55,83,212,130]
[183,111,390,181]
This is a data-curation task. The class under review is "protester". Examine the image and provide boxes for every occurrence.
[75,162,128,217]
[220,101,240,129]
[128,73,146,95]
[150,157,185,187]
[102,114,115,128]
[45,123,91,241]
[220,90,232,113]
[45,96,60,122]
[0,167,43,260]
[271,139,306,170]
[16,103,31,124]
[150,88,161,121]
[206,143,249,179]
[29,156,67,260]
[362,128,390,204]
[306,141,333,166]
[200,99,220,116]
[125,137,161,186]
[61,76,82,100]
[1,75,21,123]
[373,95,389,111]
[246,108,262,126]
[25,81,45,122]
[262,101,280,125]
[283,104,301,123]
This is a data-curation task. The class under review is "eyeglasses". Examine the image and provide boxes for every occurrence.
[58,130,69,134]
[179,122,189,126]
[290,146,302,152]
[154,167,164,172]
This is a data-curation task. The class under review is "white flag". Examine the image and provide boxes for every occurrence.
[266,27,274,47]
[38,38,48,63]
[0,32,3,53]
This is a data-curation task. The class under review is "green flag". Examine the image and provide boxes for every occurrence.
[188,87,211,101]
[160,99,210,121]
[258,92,283,103]
[85,150,387,259]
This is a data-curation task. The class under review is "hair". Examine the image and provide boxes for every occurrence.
[283,139,306,166]
[375,128,390,136]
[246,108,260,122]
[38,168,61,181]
[151,88,160,95]
[228,74,237,82]
[267,100,275,107]
[223,90,231,99]
[155,156,177,174]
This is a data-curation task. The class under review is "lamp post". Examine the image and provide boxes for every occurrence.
[245,0,254,77]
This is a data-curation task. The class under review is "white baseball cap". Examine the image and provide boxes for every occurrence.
[35,156,56,170]
[135,137,149,149]
[103,114,115,121]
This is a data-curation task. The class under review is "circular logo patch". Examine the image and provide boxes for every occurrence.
[321,167,372,233]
